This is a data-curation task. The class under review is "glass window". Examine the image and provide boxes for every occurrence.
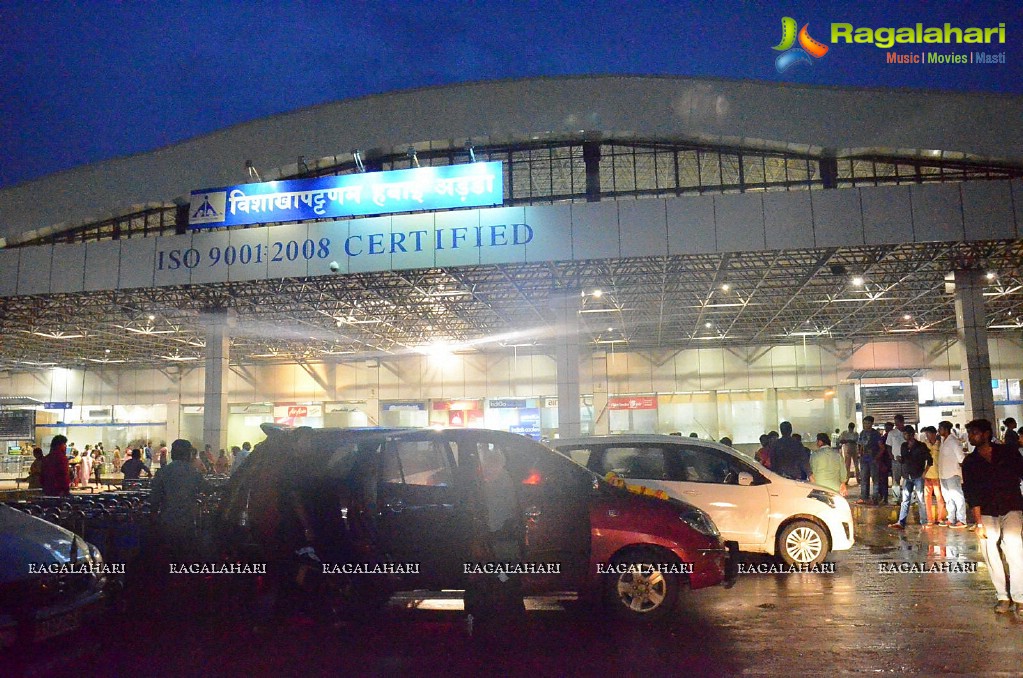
[599,446,669,480]
[675,445,754,485]
[558,448,592,467]
[382,440,453,487]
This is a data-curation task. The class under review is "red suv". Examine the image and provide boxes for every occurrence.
[223,427,735,621]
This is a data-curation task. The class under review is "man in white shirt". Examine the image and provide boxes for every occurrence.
[938,420,968,528]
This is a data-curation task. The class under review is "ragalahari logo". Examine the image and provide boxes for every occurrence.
[772,17,829,73]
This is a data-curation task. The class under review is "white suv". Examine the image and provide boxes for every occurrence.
[551,435,854,566]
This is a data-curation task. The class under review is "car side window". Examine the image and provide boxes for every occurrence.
[675,445,760,485]
[598,446,670,480]
[382,439,454,487]
[558,447,592,467]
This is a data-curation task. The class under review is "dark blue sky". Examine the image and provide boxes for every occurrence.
[1,0,1019,188]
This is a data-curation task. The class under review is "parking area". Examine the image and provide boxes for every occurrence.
[16,514,1019,678]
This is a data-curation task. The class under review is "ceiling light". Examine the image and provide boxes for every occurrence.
[986,272,997,280]
[851,276,865,286]
[903,314,912,320]
[147,314,156,321]
[704,322,713,328]
[720,283,730,291]
[592,289,603,298]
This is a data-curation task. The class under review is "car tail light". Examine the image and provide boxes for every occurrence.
[522,469,543,485]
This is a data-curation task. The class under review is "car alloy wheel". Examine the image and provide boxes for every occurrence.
[778,519,828,566]
[606,553,681,621]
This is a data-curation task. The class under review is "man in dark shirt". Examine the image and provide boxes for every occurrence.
[889,426,933,529]
[770,421,812,481]
[962,418,1023,616]
[121,448,152,480]
[1003,418,1020,452]
[40,435,71,496]
[856,416,883,505]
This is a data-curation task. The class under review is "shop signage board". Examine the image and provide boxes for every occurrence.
[188,162,503,229]
[43,401,73,410]
[608,396,657,410]
[489,399,527,409]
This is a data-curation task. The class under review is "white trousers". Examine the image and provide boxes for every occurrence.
[979,511,1023,601]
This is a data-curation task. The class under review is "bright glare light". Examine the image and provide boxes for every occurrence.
[704,322,713,328]
[903,314,912,320]
[721,283,730,291]
[851,276,865,286]
[592,289,603,298]
[147,314,156,321]
[986,272,997,280]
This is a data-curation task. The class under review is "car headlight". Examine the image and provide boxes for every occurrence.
[680,507,720,537]
[808,488,836,509]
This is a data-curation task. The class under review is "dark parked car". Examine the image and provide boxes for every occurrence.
[221,426,735,621]
[0,505,106,652]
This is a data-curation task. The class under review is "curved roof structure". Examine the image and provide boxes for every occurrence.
[3,75,1022,245]
[1,77,1022,371]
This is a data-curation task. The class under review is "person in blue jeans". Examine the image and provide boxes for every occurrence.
[857,416,883,505]
[890,426,933,529]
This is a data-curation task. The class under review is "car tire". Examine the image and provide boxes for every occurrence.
[605,551,682,622]
[777,519,829,566]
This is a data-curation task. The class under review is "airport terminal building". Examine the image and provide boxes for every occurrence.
[1,76,1022,452]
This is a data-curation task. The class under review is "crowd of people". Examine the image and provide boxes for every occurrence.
[752,415,1023,617]
[27,437,255,493]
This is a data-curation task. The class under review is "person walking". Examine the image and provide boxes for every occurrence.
[889,426,932,529]
[920,426,946,526]
[838,422,859,481]
[937,420,968,528]
[962,419,1023,616]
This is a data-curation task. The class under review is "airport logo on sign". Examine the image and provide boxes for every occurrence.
[772,17,829,73]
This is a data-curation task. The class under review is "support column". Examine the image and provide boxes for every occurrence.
[954,269,995,422]
[551,289,582,438]
[202,310,231,453]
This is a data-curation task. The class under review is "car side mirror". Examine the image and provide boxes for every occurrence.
[737,472,754,486]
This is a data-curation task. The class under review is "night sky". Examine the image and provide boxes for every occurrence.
[1,0,1019,189]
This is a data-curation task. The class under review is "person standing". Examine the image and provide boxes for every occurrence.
[27,447,44,489]
[856,416,883,505]
[770,422,812,481]
[962,418,1023,616]
[121,448,152,480]
[79,446,94,487]
[754,434,772,468]
[1002,418,1020,452]
[92,448,106,486]
[231,441,252,474]
[40,435,71,496]
[810,433,847,495]
[886,415,908,503]
[938,420,968,528]
[920,426,946,526]
[838,422,859,481]
[889,426,932,529]
[150,439,206,561]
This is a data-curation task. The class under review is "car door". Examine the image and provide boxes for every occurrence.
[461,430,592,592]
[373,431,470,587]
[668,443,772,549]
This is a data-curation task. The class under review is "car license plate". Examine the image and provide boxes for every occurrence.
[33,609,81,642]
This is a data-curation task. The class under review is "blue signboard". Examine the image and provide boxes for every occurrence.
[489,399,528,409]
[43,401,73,410]
[189,162,503,229]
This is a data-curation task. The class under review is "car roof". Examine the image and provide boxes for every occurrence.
[551,434,739,455]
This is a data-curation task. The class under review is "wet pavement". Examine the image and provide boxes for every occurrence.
[17,509,1023,677]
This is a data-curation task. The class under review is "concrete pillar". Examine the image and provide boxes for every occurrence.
[954,269,995,422]
[202,310,231,453]
[551,289,582,437]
